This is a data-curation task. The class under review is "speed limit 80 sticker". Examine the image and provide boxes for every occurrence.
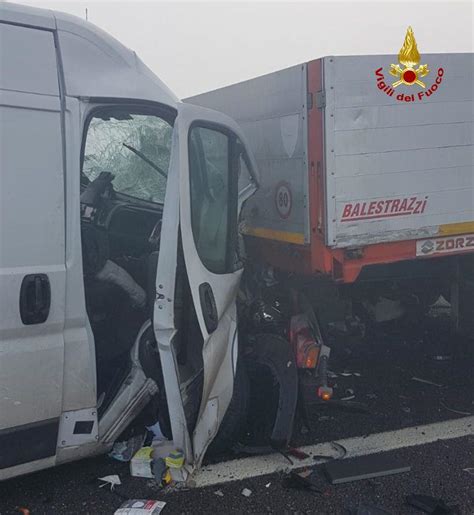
[275,181,292,219]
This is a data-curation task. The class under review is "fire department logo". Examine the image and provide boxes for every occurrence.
[375,27,444,102]
[390,27,429,88]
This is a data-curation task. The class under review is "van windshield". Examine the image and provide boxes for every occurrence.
[82,110,173,204]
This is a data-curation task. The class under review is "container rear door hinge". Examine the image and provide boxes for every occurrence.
[315,90,326,109]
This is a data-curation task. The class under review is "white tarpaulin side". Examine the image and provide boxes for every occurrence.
[323,53,474,248]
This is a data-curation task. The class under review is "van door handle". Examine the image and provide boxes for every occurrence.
[198,282,218,334]
[20,274,51,325]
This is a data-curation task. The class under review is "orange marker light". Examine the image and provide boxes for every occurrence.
[318,386,333,401]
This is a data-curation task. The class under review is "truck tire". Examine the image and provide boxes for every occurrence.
[207,358,249,456]
[246,333,298,449]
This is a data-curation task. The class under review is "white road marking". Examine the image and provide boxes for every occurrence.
[193,416,474,488]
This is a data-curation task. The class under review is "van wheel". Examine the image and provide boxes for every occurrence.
[207,358,249,456]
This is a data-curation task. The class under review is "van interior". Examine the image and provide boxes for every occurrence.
[79,106,203,432]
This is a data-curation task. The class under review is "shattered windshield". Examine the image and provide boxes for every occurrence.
[82,111,173,204]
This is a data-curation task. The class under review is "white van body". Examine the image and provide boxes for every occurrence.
[0,2,257,481]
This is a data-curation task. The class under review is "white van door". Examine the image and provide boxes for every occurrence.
[154,104,257,466]
[0,23,65,478]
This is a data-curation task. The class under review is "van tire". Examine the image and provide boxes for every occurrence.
[207,358,249,456]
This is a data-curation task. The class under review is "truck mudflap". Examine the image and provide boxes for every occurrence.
[247,333,299,448]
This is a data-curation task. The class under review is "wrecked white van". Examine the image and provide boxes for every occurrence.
[0,2,259,480]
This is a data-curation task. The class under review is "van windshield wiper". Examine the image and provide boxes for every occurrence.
[122,142,167,179]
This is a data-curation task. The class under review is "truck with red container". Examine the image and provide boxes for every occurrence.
[187,45,474,427]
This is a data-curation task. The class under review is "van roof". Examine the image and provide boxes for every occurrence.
[0,2,178,108]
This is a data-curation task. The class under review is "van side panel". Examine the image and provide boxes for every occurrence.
[0,23,65,472]
[0,23,59,95]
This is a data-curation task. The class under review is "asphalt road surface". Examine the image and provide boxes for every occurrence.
[0,436,473,514]
[1,314,473,514]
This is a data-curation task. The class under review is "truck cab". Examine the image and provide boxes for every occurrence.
[0,2,257,480]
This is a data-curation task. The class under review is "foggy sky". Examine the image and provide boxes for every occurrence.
[20,1,474,99]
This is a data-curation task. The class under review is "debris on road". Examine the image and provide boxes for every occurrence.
[430,354,453,362]
[405,493,460,514]
[166,449,186,483]
[341,388,356,401]
[324,453,411,484]
[340,372,362,377]
[241,488,252,497]
[462,467,474,476]
[411,377,443,388]
[152,458,167,484]
[165,450,184,469]
[110,434,146,462]
[281,471,322,494]
[114,499,166,514]
[440,401,472,416]
[130,447,155,479]
[313,441,347,462]
[214,490,224,497]
[146,421,167,443]
[98,475,121,490]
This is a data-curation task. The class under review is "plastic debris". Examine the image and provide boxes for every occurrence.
[146,421,166,442]
[241,488,252,497]
[152,457,167,483]
[17,508,30,515]
[325,454,410,484]
[341,388,355,401]
[165,449,186,482]
[214,490,224,497]
[462,467,474,476]
[114,500,166,514]
[411,377,443,388]
[265,482,271,488]
[110,434,146,462]
[98,475,121,490]
[440,401,472,416]
[313,441,347,461]
[282,471,321,493]
[130,447,155,478]
[165,450,184,469]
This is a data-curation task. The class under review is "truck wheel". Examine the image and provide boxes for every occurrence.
[207,358,249,456]
[245,333,298,449]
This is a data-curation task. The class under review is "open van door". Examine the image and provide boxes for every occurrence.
[154,103,257,467]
